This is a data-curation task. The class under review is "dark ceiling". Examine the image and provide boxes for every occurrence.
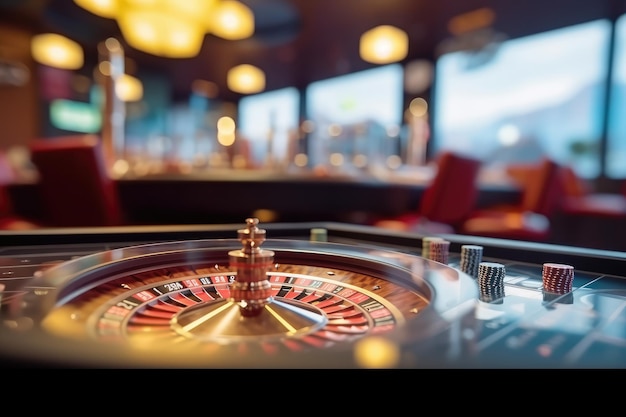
[1,0,624,102]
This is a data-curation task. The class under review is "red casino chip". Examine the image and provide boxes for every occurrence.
[542,263,574,294]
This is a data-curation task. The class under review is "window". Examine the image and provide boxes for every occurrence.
[606,13,626,179]
[432,19,611,179]
[305,64,404,169]
[238,86,300,167]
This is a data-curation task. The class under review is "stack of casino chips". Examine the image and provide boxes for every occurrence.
[542,263,574,294]
[309,228,328,242]
[460,244,483,279]
[477,261,506,302]
[421,236,444,259]
[428,239,450,264]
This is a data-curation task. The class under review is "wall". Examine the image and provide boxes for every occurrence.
[0,24,40,149]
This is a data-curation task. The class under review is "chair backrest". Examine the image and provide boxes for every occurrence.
[560,164,590,198]
[0,150,17,217]
[519,157,563,216]
[28,135,123,227]
[419,151,482,226]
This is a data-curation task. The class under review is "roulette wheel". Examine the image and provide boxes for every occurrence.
[0,218,477,368]
[2,218,626,368]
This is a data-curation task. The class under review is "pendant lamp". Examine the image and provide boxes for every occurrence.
[360,25,408,64]
[31,33,84,69]
[227,64,265,94]
[74,0,254,58]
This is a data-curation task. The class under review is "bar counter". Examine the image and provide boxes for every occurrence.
[7,166,521,226]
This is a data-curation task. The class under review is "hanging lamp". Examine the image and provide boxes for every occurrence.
[227,64,265,94]
[74,0,255,58]
[359,25,408,64]
[210,0,255,40]
[31,33,84,69]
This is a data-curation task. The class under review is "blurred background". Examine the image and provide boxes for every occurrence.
[1,0,626,249]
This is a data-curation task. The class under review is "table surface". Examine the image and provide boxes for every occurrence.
[0,221,624,368]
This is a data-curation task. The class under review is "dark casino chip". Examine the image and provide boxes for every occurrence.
[460,244,483,279]
[478,262,506,288]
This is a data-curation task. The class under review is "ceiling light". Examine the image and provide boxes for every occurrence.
[210,0,255,40]
[227,64,265,94]
[360,25,408,65]
[117,8,208,58]
[74,0,255,58]
[73,0,119,18]
[31,33,84,70]
[116,74,143,101]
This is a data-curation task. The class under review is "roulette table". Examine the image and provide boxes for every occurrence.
[1,219,625,369]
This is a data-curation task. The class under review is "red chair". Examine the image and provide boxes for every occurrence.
[374,151,482,234]
[559,165,626,216]
[0,149,40,230]
[550,165,626,249]
[459,157,563,241]
[28,135,124,227]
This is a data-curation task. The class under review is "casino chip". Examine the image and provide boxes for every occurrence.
[421,236,445,259]
[478,261,506,303]
[542,263,574,294]
[309,228,328,242]
[428,239,450,264]
[460,244,483,279]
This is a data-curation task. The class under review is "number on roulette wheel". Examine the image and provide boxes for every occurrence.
[0,218,476,368]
